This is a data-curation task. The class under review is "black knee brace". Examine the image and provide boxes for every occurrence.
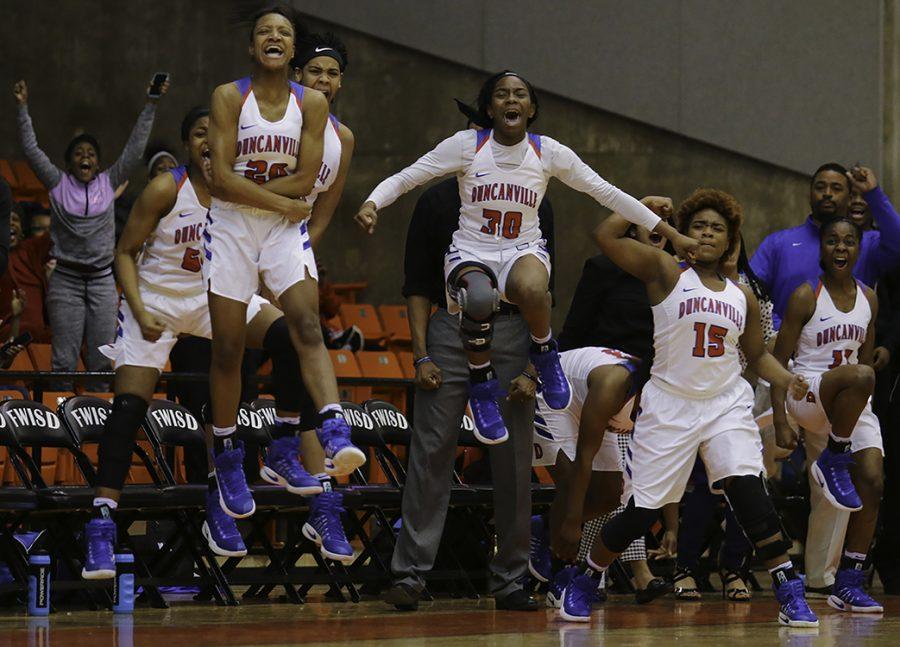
[96,393,148,491]
[723,474,792,560]
[264,317,307,413]
[448,264,499,352]
[598,498,659,553]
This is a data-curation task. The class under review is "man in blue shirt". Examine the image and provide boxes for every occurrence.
[750,163,900,329]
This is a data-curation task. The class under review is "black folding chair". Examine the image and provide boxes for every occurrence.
[140,399,237,605]
[0,409,38,601]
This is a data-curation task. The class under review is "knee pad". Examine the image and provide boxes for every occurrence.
[723,474,791,560]
[96,393,148,491]
[598,498,659,554]
[264,317,306,413]
[448,264,499,352]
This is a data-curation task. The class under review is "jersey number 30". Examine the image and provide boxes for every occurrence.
[692,322,727,358]
[481,209,522,239]
[244,160,288,184]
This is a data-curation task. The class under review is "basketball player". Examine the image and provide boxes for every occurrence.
[772,216,884,613]
[355,71,699,445]
[577,191,817,627]
[81,107,356,581]
[205,6,364,522]
[291,31,354,249]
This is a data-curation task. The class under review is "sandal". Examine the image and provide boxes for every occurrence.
[672,567,702,601]
[721,570,751,602]
[635,577,673,604]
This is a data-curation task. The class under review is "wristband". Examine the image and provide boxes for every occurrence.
[413,356,433,368]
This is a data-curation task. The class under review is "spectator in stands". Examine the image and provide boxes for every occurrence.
[384,111,554,613]
[28,209,51,238]
[14,77,166,375]
[750,164,900,328]
[0,178,11,277]
[146,146,178,180]
[750,164,900,597]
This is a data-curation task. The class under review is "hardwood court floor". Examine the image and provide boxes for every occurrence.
[0,594,898,646]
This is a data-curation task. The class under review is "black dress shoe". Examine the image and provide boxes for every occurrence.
[635,577,673,604]
[384,582,420,611]
[495,588,540,611]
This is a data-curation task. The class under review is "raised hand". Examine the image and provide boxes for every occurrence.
[13,80,27,105]
[847,165,878,193]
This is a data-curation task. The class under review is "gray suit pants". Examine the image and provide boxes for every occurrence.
[390,308,534,597]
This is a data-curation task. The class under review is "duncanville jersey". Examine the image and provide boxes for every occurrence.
[650,267,747,398]
[307,114,342,206]
[553,346,639,433]
[366,129,661,252]
[792,281,871,377]
[227,76,303,201]
[455,129,544,248]
[138,166,206,297]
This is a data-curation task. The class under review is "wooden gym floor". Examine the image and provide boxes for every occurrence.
[0,592,897,646]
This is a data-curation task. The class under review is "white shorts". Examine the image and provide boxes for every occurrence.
[532,416,624,472]
[624,378,764,509]
[100,288,268,372]
[786,373,883,455]
[204,202,318,304]
[443,238,551,315]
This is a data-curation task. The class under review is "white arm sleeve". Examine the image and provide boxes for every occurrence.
[545,137,661,231]
[367,131,469,210]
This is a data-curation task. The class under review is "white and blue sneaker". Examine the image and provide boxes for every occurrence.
[775,578,819,627]
[302,491,354,564]
[559,574,598,622]
[547,565,580,609]
[828,568,883,613]
[812,448,862,511]
[529,515,552,583]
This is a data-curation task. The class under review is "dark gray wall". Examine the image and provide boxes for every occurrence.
[0,1,811,329]
[295,0,884,176]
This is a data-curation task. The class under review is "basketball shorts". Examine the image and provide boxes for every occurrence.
[786,373,883,454]
[100,287,268,372]
[443,238,551,315]
[623,377,764,509]
[204,201,318,304]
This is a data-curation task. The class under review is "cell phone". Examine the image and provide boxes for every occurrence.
[148,72,169,99]
[1,331,32,352]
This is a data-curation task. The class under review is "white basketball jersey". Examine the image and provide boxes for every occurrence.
[552,346,639,432]
[138,166,206,296]
[230,76,303,191]
[307,114,342,206]
[650,267,747,398]
[792,281,870,377]
[455,129,545,249]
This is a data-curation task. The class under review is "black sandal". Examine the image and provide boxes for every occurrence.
[635,577,673,604]
[721,570,751,602]
[672,567,702,601]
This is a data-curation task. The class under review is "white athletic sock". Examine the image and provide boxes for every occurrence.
[586,556,608,574]
[213,425,236,437]
[531,331,552,345]
[828,431,851,444]
[468,360,491,370]
[768,560,793,574]
[93,497,118,510]
[319,404,341,416]
[275,415,300,426]
[844,550,867,561]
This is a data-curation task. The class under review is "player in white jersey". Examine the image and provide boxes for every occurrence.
[205,7,363,522]
[773,217,883,613]
[572,191,817,627]
[291,31,354,247]
[81,107,359,584]
[355,71,699,446]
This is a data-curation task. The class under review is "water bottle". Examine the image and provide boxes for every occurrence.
[27,550,51,616]
[112,549,135,614]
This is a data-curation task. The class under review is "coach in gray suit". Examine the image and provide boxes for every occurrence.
[383,175,554,611]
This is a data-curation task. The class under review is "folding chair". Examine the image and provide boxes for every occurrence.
[140,399,237,605]
[0,409,38,600]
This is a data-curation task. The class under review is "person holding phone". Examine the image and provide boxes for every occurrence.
[13,75,167,378]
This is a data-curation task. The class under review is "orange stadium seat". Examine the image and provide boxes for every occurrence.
[339,303,386,343]
[27,343,52,371]
[396,350,415,379]
[331,282,367,304]
[378,304,412,344]
[6,350,35,372]
[12,160,43,193]
[0,160,18,191]
[357,350,406,409]
[329,349,368,402]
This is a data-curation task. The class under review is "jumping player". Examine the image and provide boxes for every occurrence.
[205,6,364,522]
[772,216,884,613]
[81,106,357,581]
[355,71,698,444]
[580,191,816,627]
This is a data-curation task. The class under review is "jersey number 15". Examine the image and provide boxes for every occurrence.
[692,322,727,358]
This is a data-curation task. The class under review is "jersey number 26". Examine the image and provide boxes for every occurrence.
[244,160,288,184]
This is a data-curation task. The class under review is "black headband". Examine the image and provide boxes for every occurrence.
[295,46,345,71]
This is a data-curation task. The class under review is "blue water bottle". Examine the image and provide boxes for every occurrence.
[112,548,135,614]
[27,550,51,616]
